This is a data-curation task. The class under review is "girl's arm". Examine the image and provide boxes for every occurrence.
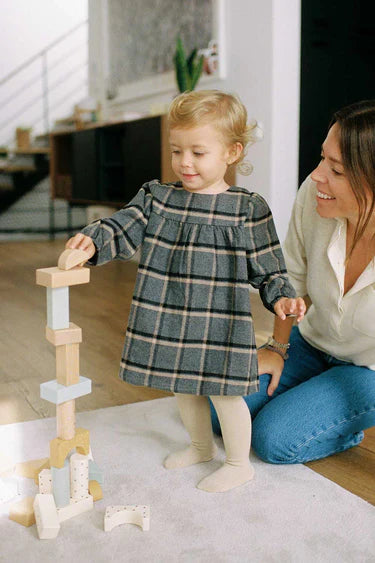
[246,193,297,312]
[65,183,153,266]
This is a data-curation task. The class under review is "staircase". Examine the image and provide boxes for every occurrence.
[0,20,88,239]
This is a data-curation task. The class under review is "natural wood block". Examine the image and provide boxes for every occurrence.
[36,266,90,288]
[58,248,90,270]
[9,496,36,527]
[89,480,103,501]
[15,457,49,479]
[56,343,80,386]
[50,427,90,468]
[57,400,76,440]
[46,323,82,346]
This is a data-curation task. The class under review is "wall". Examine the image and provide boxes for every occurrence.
[88,0,300,242]
[0,0,88,145]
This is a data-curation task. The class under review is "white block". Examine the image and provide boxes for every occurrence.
[57,495,93,523]
[0,451,15,476]
[70,453,89,499]
[33,494,60,539]
[0,478,18,504]
[104,505,150,532]
[38,469,52,494]
[47,287,69,330]
[51,460,70,508]
[40,376,91,405]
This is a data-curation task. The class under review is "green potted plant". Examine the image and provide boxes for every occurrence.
[173,36,204,93]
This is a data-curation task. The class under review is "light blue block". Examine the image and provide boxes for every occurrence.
[40,376,91,405]
[89,460,104,485]
[51,460,70,508]
[47,287,69,330]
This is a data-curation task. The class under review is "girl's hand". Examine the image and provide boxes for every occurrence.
[274,297,306,323]
[65,233,96,260]
[257,348,284,396]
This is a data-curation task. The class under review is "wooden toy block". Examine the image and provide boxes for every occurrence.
[34,459,50,485]
[40,376,91,405]
[50,428,90,468]
[70,453,89,499]
[38,468,52,494]
[89,480,103,501]
[34,494,60,539]
[47,287,69,330]
[57,400,76,440]
[57,495,93,523]
[9,496,36,527]
[0,477,18,503]
[104,505,150,532]
[58,248,90,270]
[89,460,103,485]
[36,266,90,288]
[56,343,80,386]
[51,460,70,508]
[15,457,49,480]
[46,323,82,346]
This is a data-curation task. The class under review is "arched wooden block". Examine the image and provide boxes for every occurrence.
[104,505,150,532]
[58,248,90,270]
[50,427,90,468]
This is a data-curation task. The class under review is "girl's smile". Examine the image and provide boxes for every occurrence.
[169,123,241,195]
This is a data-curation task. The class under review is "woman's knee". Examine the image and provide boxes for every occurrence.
[251,411,298,464]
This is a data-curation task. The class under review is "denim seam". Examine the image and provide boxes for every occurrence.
[287,405,375,462]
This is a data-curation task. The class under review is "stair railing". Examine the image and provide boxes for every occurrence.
[0,20,88,149]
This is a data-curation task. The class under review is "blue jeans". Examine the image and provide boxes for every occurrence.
[210,326,375,464]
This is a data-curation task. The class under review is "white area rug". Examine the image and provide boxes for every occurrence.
[1,397,375,562]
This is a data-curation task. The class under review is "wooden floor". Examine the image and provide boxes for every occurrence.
[1,239,374,505]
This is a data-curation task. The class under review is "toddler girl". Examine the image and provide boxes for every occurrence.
[66,90,305,492]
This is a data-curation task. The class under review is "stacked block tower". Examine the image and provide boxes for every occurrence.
[9,249,103,539]
[9,249,150,538]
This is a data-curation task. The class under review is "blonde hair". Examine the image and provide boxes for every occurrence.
[167,90,259,170]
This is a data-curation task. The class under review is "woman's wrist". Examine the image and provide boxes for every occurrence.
[258,336,290,360]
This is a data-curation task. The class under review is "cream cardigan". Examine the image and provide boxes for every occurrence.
[283,177,375,371]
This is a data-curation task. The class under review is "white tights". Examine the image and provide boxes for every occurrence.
[164,393,254,492]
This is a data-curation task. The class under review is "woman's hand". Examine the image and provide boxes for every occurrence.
[65,233,96,260]
[257,347,285,396]
[274,297,306,323]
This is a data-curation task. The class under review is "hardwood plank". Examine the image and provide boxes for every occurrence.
[361,427,375,453]
[307,446,375,506]
[1,240,374,507]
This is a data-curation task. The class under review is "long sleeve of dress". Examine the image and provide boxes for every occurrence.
[80,183,153,266]
[245,193,296,313]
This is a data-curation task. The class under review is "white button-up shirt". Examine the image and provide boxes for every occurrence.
[283,177,375,370]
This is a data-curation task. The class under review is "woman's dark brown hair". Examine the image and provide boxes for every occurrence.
[330,100,375,257]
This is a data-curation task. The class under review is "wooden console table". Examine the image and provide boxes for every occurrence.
[49,114,235,207]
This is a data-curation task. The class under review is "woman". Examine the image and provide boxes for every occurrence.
[211,99,375,463]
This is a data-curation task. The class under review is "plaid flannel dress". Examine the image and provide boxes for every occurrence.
[82,180,296,396]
